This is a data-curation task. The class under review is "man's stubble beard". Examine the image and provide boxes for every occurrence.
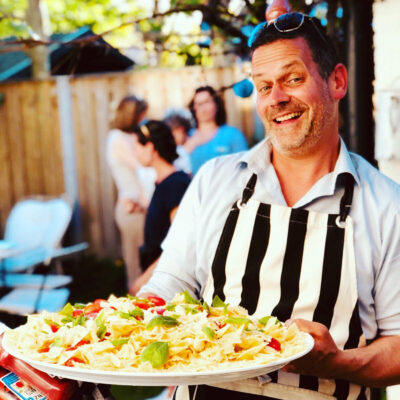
[266,87,335,157]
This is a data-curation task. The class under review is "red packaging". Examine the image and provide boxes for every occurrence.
[0,334,77,400]
[0,365,47,399]
[0,367,19,400]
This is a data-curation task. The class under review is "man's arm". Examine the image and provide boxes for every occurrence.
[130,259,159,296]
[284,319,400,387]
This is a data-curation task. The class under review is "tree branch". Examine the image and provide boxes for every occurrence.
[0,3,249,54]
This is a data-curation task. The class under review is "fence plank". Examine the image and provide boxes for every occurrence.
[37,81,63,194]
[21,82,44,194]
[4,84,26,202]
[71,78,104,254]
[93,77,120,257]
[0,90,13,230]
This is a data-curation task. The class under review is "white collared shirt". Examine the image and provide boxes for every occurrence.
[141,138,400,339]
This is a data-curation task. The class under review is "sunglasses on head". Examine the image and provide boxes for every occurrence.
[137,124,152,145]
[247,12,329,49]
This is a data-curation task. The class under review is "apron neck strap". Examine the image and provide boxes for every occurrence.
[240,173,258,206]
[239,172,355,222]
[338,173,355,223]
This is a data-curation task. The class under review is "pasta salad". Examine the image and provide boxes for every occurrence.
[5,292,309,372]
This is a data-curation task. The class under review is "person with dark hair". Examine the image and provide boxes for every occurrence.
[132,120,191,276]
[138,1,400,399]
[105,95,156,290]
[164,109,193,174]
[185,85,248,174]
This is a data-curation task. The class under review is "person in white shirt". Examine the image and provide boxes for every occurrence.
[138,1,400,399]
[106,95,156,290]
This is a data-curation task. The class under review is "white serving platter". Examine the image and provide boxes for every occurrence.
[2,332,314,386]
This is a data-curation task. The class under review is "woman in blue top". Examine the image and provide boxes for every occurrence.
[185,86,249,174]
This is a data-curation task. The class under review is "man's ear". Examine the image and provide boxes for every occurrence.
[329,63,348,100]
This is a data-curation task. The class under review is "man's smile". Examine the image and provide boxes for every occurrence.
[273,111,303,124]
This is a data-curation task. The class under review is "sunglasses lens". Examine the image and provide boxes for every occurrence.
[274,12,304,32]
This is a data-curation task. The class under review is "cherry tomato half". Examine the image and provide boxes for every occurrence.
[93,299,107,306]
[66,339,90,352]
[133,300,151,310]
[147,296,166,306]
[38,347,50,353]
[267,338,281,351]
[64,357,84,367]
[83,303,102,315]
[72,309,83,317]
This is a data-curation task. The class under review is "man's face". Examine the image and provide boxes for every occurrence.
[251,37,337,157]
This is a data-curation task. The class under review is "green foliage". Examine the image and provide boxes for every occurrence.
[0,0,343,68]
[0,0,29,38]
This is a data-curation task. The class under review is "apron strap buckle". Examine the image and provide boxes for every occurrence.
[240,173,258,206]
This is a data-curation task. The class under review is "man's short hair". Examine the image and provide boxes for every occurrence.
[250,17,338,81]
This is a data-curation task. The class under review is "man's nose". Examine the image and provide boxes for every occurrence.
[267,84,290,106]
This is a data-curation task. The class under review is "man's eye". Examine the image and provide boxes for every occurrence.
[258,86,271,95]
[288,77,302,84]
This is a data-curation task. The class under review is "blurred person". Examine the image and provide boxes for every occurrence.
[132,120,191,282]
[186,85,248,174]
[163,108,193,174]
[105,95,156,290]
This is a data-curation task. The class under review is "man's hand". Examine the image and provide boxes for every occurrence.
[283,319,400,387]
[283,319,340,378]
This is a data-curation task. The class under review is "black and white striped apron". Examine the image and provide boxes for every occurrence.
[174,173,368,400]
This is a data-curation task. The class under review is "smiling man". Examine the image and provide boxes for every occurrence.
[139,7,400,400]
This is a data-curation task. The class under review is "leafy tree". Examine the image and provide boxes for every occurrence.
[0,0,345,68]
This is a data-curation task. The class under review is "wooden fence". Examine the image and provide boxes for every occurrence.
[0,65,256,258]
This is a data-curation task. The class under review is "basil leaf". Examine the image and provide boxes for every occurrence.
[44,319,60,327]
[202,301,210,314]
[73,314,87,326]
[61,316,74,324]
[111,338,130,347]
[50,337,63,347]
[96,325,107,339]
[258,316,272,326]
[146,316,179,330]
[140,342,169,368]
[201,326,215,340]
[225,317,252,326]
[258,316,282,327]
[212,295,226,308]
[114,311,131,319]
[114,308,144,320]
[130,307,144,319]
[183,305,199,315]
[183,290,200,305]
[58,303,74,317]
[95,311,106,327]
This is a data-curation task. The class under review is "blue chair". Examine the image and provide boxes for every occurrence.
[0,196,88,314]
